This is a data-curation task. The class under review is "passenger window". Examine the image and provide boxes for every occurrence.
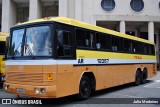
[143,43,148,55]
[112,37,123,52]
[135,41,142,54]
[96,33,111,50]
[124,39,133,53]
[57,30,72,57]
[151,45,155,55]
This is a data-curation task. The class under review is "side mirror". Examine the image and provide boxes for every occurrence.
[6,37,10,49]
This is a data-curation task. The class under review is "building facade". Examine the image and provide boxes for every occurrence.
[0,0,160,64]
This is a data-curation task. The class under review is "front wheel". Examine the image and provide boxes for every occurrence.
[78,75,91,99]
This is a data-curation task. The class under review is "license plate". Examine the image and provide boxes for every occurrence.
[17,88,26,94]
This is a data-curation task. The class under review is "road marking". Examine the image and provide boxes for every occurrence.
[112,93,143,98]
[144,80,160,88]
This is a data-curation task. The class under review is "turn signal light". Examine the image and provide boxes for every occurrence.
[47,74,53,80]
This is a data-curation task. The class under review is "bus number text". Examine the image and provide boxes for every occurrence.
[97,59,109,64]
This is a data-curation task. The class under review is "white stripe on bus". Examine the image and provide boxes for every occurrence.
[6,59,156,65]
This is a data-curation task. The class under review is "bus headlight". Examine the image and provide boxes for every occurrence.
[35,88,40,94]
[4,85,10,90]
[40,88,46,94]
[4,85,7,90]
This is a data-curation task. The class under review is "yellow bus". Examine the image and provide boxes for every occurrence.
[0,32,9,83]
[4,17,157,99]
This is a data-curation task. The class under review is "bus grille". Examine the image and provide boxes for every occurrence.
[6,72,43,83]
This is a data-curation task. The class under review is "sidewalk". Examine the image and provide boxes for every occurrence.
[148,71,160,80]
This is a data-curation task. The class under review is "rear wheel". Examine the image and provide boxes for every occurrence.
[135,70,141,85]
[78,75,91,99]
[141,69,147,84]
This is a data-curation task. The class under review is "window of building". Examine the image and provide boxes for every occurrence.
[101,0,115,12]
[130,0,144,12]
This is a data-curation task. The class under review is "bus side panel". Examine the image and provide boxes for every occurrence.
[143,64,157,78]
[56,64,156,98]
[124,65,136,84]
[112,65,125,87]
[96,65,135,90]
[96,66,112,90]
[56,65,97,98]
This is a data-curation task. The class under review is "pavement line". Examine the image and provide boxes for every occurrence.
[112,93,143,98]
[154,80,160,82]
[144,80,160,88]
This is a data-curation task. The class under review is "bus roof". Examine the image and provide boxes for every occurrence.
[14,17,154,45]
[0,32,9,42]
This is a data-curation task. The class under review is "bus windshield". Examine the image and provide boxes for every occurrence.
[9,26,52,57]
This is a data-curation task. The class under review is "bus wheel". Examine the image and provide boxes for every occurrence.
[78,75,91,99]
[141,69,147,84]
[135,70,141,85]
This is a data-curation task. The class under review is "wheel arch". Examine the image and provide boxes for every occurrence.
[135,67,142,78]
[136,68,142,73]
[78,71,96,91]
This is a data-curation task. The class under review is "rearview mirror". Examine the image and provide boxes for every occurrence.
[6,37,10,49]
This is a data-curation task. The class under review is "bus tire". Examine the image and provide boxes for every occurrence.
[141,68,147,84]
[135,70,141,86]
[78,75,91,99]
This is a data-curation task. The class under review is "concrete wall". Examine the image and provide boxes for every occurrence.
[1,0,17,32]
[94,0,160,16]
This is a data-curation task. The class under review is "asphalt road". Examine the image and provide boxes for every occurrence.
[0,72,160,107]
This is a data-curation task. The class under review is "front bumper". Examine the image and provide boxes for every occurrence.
[4,83,57,98]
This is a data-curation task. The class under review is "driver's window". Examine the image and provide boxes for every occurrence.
[11,29,25,56]
[56,30,72,58]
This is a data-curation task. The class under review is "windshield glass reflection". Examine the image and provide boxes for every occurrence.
[9,26,52,57]
[11,29,24,57]
[24,26,52,56]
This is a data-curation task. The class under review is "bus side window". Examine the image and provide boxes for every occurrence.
[76,29,95,49]
[86,31,95,48]
[57,30,72,57]
[124,39,133,53]
[96,33,111,50]
[112,37,118,51]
